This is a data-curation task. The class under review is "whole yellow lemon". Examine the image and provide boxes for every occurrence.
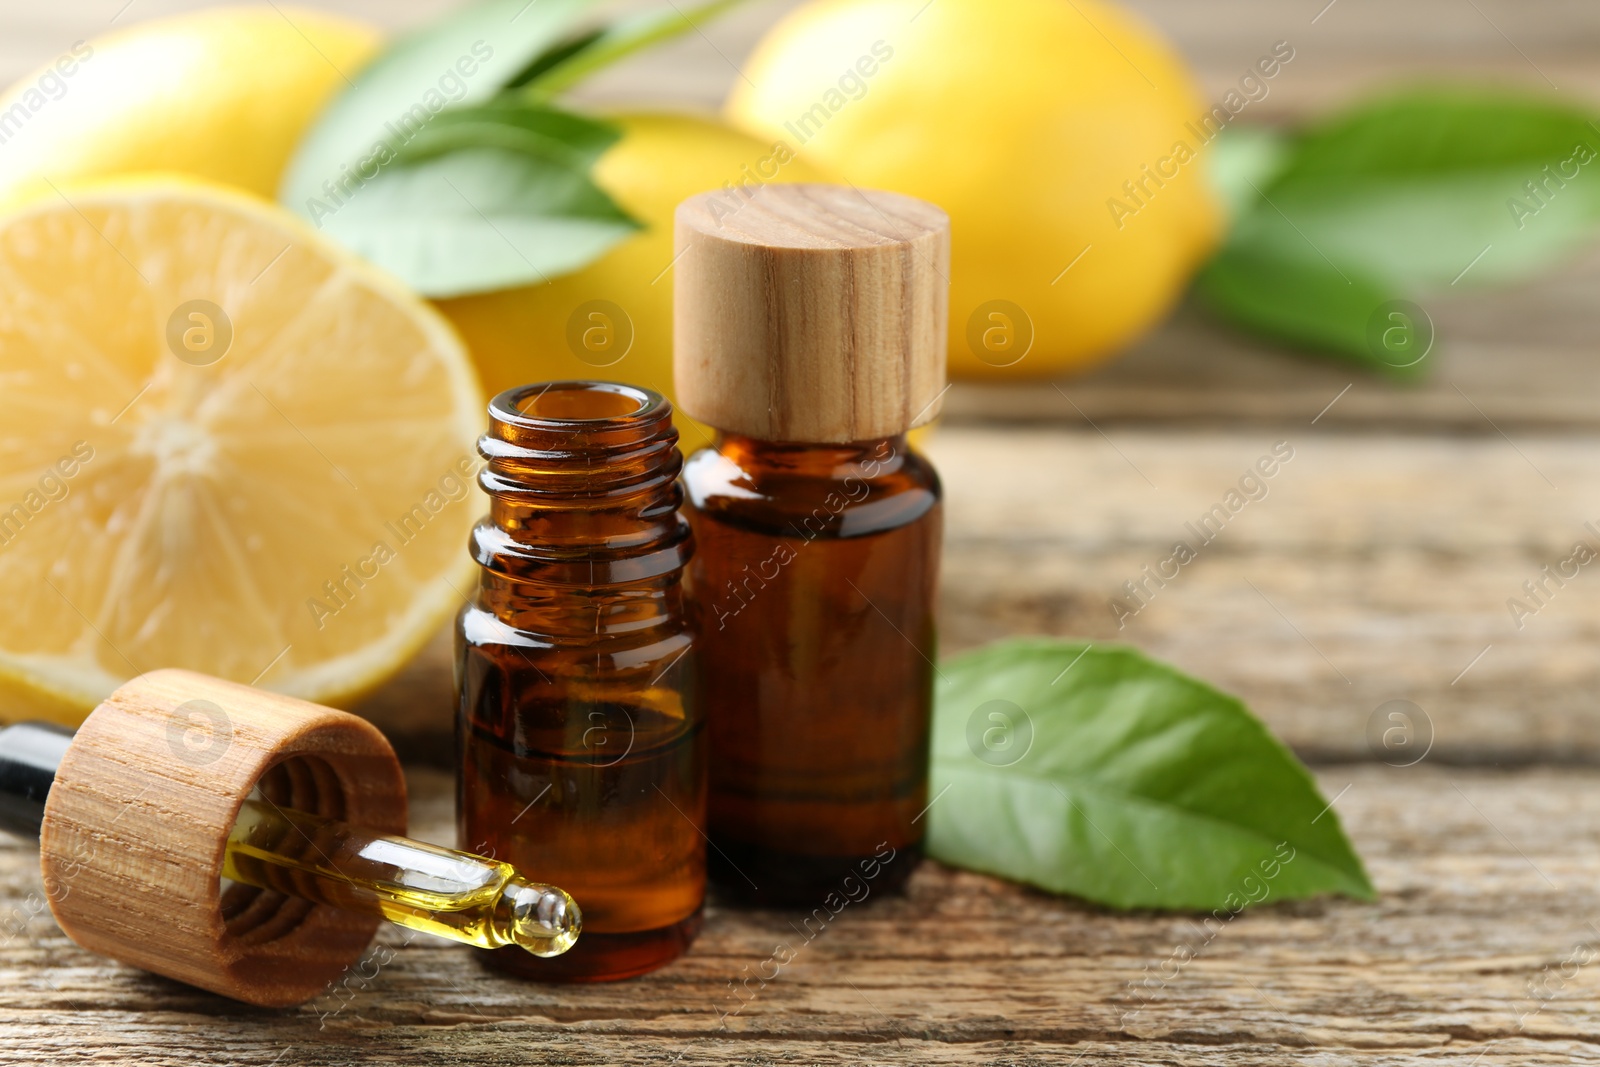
[726,0,1223,378]
[435,112,827,426]
[0,6,379,204]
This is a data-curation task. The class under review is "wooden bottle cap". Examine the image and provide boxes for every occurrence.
[39,669,407,1008]
[673,183,950,443]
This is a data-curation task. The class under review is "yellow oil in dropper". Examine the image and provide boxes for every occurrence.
[0,719,579,959]
[224,796,581,957]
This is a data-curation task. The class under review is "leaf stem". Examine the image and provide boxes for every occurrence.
[519,0,751,100]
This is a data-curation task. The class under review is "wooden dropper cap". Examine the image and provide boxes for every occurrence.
[38,670,407,1007]
[673,183,951,444]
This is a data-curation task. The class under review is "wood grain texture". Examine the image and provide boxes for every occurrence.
[5,1,1598,1060]
[942,243,1600,431]
[41,670,407,1008]
[927,425,1600,764]
[3,765,1597,1064]
[359,423,1600,766]
[674,184,950,442]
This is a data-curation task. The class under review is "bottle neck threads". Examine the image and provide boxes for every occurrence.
[471,381,691,610]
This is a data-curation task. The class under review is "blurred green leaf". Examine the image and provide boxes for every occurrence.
[280,0,591,214]
[1196,246,1425,377]
[928,639,1374,911]
[1201,88,1600,373]
[1206,125,1290,221]
[394,99,623,169]
[281,0,743,296]
[505,28,607,90]
[514,0,750,100]
[314,147,637,298]
[1273,90,1600,186]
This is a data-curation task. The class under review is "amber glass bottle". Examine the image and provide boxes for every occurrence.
[682,433,940,902]
[673,184,951,905]
[456,381,703,981]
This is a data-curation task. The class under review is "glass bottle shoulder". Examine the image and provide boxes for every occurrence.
[681,433,940,540]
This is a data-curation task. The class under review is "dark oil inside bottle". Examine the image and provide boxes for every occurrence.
[457,381,704,980]
[683,431,941,906]
[458,682,704,979]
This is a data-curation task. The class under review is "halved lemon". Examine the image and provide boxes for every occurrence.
[0,178,484,724]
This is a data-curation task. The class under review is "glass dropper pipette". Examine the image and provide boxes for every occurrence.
[0,721,579,957]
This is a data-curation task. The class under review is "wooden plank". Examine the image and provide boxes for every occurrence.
[1122,0,1600,116]
[927,425,1600,764]
[1,764,1596,1064]
[0,2,1594,1062]
[942,248,1600,432]
[360,424,1600,765]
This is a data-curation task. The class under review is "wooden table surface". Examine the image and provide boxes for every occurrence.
[5,1,1600,1064]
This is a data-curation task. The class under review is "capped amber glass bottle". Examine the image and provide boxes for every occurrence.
[673,184,951,905]
[682,433,941,902]
[456,381,703,980]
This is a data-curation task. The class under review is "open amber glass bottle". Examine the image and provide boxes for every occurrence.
[456,381,703,981]
[673,184,951,906]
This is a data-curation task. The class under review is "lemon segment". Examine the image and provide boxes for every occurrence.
[0,179,483,723]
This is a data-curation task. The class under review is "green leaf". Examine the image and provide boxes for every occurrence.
[313,147,638,298]
[505,28,606,90]
[1206,125,1290,222]
[1271,89,1600,186]
[394,99,623,169]
[1196,246,1429,377]
[1203,88,1600,368]
[514,0,749,100]
[928,639,1374,911]
[1258,88,1600,288]
[280,0,591,214]
[279,0,746,295]
[1230,171,1600,293]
